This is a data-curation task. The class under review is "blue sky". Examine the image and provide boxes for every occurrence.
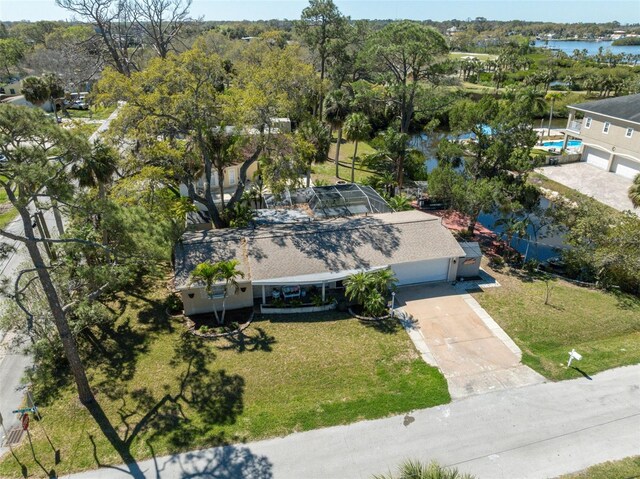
[1,0,639,24]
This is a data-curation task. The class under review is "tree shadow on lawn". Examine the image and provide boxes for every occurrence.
[85,332,246,476]
[18,334,246,479]
[610,289,640,311]
[214,327,276,354]
[360,318,403,335]
[29,287,178,406]
[126,291,176,334]
[87,293,178,401]
[71,315,151,403]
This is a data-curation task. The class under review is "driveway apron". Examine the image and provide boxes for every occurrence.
[397,284,545,399]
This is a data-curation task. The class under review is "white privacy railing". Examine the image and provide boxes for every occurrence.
[567,120,582,133]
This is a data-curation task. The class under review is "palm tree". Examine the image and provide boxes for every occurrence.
[324,88,352,178]
[345,269,397,318]
[388,194,413,211]
[215,259,245,324]
[629,173,640,208]
[367,128,420,192]
[545,91,564,138]
[72,140,119,199]
[71,140,119,243]
[343,112,371,183]
[370,268,398,295]
[366,170,399,198]
[344,271,371,307]
[374,459,476,479]
[297,118,331,187]
[190,261,223,324]
[190,259,245,325]
[515,87,546,126]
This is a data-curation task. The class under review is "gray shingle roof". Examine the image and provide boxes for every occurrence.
[569,93,640,124]
[174,210,465,289]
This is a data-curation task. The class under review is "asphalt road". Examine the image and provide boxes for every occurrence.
[66,364,640,479]
[0,212,52,454]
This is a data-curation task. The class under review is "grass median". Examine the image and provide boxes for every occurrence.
[560,456,640,478]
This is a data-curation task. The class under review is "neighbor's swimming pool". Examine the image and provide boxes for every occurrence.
[543,140,582,148]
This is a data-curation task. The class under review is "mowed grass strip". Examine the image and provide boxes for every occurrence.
[0,208,16,228]
[0,278,448,477]
[560,456,640,479]
[473,266,640,380]
[0,175,16,228]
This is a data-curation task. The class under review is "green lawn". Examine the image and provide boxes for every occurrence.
[0,275,448,478]
[66,121,100,139]
[0,176,16,228]
[560,456,640,478]
[0,208,16,228]
[313,138,378,184]
[64,105,116,121]
[473,266,640,381]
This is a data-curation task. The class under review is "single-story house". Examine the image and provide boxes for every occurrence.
[174,210,478,316]
[1,95,55,112]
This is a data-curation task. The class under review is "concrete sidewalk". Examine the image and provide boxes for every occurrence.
[64,365,640,479]
[397,284,544,399]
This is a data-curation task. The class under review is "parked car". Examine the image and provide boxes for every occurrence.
[67,101,89,110]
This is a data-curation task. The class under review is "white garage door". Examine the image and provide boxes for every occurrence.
[392,258,450,285]
[611,156,640,180]
[582,147,609,170]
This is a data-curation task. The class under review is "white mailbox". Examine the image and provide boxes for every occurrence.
[567,349,582,366]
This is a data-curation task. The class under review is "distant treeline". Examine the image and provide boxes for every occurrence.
[612,37,640,46]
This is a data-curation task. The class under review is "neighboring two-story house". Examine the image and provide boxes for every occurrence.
[0,78,22,96]
[563,93,640,179]
[179,118,292,211]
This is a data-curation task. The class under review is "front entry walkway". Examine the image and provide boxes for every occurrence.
[397,284,544,399]
[536,162,637,215]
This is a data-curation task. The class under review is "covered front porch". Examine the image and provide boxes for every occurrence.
[253,267,386,313]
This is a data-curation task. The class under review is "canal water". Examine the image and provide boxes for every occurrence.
[477,199,567,263]
[410,132,568,261]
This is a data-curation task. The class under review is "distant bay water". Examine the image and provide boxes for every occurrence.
[533,39,640,56]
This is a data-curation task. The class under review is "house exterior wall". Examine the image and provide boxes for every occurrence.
[196,162,259,189]
[179,162,260,214]
[180,280,254,316]
[179,162,260,197]
[566,110,640,166]
[457,256,481,278]
[0,80,22,95]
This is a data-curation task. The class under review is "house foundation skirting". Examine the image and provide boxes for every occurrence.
[260,302,337,314]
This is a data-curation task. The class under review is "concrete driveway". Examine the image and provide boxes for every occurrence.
[397,284,544,399]
[536,162,638,215]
